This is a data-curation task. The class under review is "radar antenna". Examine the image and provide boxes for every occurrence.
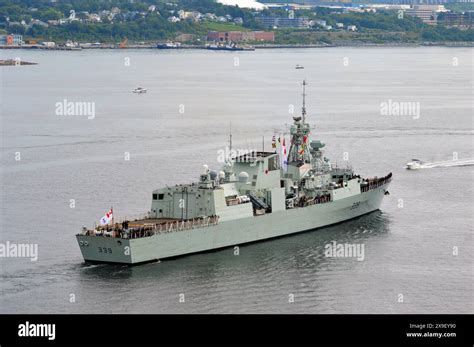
[302,79,307,123]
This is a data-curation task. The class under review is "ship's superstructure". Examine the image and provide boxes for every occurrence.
[77,81,392,264]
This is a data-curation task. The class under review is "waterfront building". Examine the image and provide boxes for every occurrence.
[0,34,23,45]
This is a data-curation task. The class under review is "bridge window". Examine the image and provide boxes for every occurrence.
[158,194,164,200]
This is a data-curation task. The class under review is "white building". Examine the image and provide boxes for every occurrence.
[168,16,180,23]
[314,19,327,27]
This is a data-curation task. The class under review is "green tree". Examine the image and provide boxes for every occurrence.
[38,8,63,21]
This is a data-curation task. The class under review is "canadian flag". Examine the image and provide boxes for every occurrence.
[99,208,113,226]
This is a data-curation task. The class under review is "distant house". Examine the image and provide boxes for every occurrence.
[8,21,22,27]
[204,13,217,21]
[314,19,332,30]
[29,19,48,27]
[347,25,357,31]
[234,17,244,25]
[314,19,327,27]
[88,13,101,23]
[189,11,203,21]
[168,16,180,23]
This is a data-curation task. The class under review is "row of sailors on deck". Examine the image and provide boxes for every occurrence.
[91,215,220,238]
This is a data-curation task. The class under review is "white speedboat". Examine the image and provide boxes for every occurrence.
[132,87,147,94]
[405,159,424,170]
[295,64,304,69]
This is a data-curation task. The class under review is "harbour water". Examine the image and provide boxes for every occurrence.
[0,47,472,313]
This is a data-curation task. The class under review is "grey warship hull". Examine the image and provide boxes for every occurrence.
[77,80,392,265]
[76,183,389,265]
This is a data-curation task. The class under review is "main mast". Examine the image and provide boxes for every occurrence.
[302,79,307,124]
[287,80,311,165]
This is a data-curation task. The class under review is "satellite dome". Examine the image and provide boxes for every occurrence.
[209,170,217,180]
[238,171,249,183]
[218,171,225,179]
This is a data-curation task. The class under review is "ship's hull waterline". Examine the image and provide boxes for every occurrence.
[76,184,389,265]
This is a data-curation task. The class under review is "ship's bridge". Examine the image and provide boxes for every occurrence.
[231,151,281,191]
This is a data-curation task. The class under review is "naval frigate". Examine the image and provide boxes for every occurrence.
[76,81,392,265]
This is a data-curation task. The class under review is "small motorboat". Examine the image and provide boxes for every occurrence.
[295,64,304,69]
[405,159,424,170]
[132,87,147,94]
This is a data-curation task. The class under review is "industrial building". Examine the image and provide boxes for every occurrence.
[207,31,275,42]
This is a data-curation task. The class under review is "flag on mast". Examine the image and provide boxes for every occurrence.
[281,137,288,171]
[99,208,113,226]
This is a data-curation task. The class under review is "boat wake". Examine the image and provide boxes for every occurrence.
[406,158,474,170]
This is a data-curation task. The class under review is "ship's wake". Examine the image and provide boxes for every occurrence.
[408,158,474,170]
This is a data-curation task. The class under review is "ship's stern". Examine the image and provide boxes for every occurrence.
[76,235,133,264]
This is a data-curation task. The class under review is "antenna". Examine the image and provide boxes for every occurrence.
[229,121,232,152]
[302,79,307,123]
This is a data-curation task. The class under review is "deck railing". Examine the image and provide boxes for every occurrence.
[81,215,220,239]
[360,172,392,193]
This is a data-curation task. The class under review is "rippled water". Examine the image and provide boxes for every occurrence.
[0,47,472,313]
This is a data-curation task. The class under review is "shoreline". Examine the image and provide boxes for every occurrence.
[0,42,472,51]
